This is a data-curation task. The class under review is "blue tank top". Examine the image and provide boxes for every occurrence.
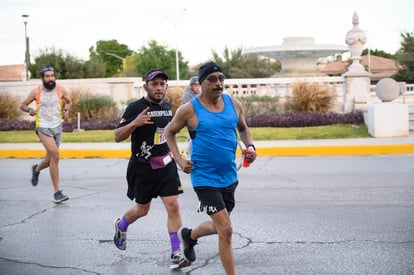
[190,94,238,188]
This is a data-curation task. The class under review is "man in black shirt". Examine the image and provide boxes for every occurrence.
[113,69,189,269]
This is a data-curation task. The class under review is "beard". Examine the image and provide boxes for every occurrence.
[147,94,163,103]
[145,88,164,104]
[43,80,56,90]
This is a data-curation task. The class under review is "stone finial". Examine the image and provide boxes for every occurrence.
[375,78,400,102]
[345,12,368,75]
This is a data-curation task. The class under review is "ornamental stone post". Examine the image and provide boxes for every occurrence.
[366,78,409,137]
[343,12,370,112]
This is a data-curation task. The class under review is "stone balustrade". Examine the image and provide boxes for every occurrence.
[1,77,413,115]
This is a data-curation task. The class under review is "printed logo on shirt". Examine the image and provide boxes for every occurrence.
[138,141,153,159]
[147,110,173,117]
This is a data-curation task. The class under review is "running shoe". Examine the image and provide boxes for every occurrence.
[113,218,127,250]
[31,164,40,186]
[53,190,69,203]
[171,250,191,268]
[178,227,197,262]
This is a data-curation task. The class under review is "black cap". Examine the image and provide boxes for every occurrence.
[144,69,168,82]
[198,61,223,84]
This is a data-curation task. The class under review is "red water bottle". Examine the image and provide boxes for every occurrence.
[242,147,255,168]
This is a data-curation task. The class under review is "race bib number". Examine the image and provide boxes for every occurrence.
[153,127,166,145]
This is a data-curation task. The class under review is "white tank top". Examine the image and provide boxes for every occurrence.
[35,86,62,128]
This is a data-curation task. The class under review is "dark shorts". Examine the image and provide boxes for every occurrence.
[194,181,238,215]
[126,156,183,204]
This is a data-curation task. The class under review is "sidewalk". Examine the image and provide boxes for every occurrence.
[1,133,413,158]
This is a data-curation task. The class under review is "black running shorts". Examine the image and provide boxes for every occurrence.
[194,181,238,215]
[126,157,183,204]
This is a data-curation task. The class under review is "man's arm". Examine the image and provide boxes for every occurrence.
[114,107,152,143]
[60,87,72,120]
[165,104,194,173]
[61,87,72,111]
[20,88,37,116]
[232,97,257,163]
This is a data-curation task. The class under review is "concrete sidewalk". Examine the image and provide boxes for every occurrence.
[1,133,414,158]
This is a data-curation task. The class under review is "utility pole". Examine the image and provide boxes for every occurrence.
[22,14,30,81]
[174,9,186,80]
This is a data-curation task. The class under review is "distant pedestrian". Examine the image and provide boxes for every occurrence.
[182,76,201,104]
[20,66,72,203]
[166,61,257,275]
[181,76,201,155]
[113,69,189,269]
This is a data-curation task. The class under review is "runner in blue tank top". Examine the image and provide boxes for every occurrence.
[190,93,238,188]
[166,61,257,275]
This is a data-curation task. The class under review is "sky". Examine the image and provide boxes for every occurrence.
[0,0,413,67]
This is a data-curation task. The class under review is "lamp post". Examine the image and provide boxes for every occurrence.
[22,14,30,81]
[104,52,124,60]
[174,9,186,80]
[103,52,126,74]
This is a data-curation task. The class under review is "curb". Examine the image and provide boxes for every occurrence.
[1,144,414,158]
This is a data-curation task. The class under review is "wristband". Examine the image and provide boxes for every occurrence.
[247,144,255,150]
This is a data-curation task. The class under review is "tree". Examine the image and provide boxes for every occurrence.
[210,46,280,78]
[84,58,106,78]
[393,31,414,83]
[362,48,395,59]
[134,40,189,80]
[121,54,140,77]
[88,40,133,77]
[30,47,86,79]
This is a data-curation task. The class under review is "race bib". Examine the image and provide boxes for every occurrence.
[153,127,167,145]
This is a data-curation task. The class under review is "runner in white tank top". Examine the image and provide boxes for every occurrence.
[36,86,63,128]
[20,66,72,203]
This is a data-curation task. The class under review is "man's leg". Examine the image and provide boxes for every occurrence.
[114,202,151,250]
[124,202,151,224]
[38,132,59,193]
[210,210,235,275]
[191,209,235,275]
[161,195,182,232]
[161,195,192,267]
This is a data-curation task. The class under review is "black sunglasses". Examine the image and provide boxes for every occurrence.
[206,75,225,83]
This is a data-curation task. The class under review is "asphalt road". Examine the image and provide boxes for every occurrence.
[1,155,413,275]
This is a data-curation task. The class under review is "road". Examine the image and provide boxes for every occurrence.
[1,155,413,274]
